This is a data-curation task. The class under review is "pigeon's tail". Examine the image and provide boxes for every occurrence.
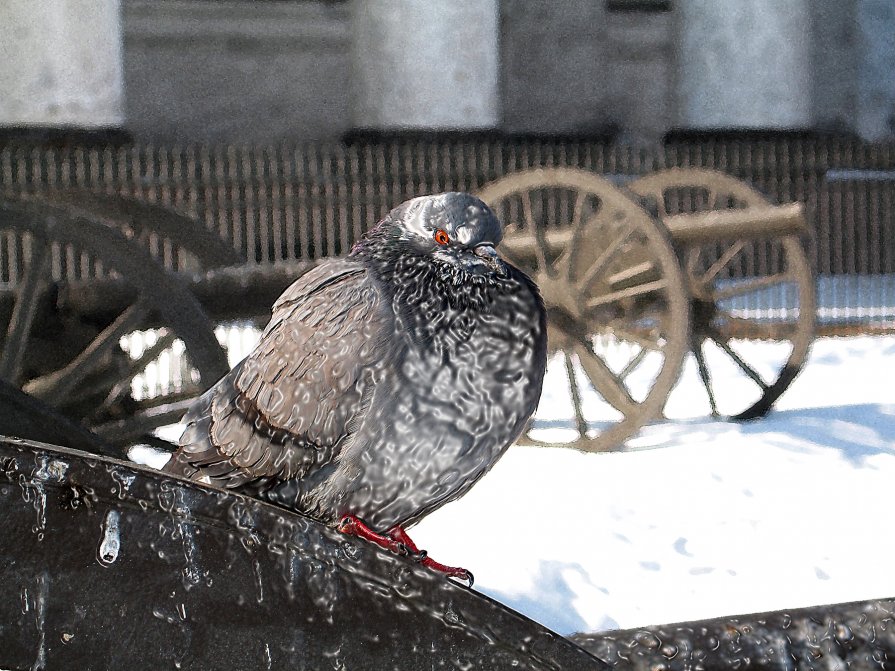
[161,381,217,479]
[161,361,277,490]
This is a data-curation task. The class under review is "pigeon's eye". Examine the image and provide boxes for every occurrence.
[433,229,450,246]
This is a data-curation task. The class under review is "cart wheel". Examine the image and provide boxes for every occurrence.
[0,198,230,454]
[40,190,245,272]
[477,168,690,452]
[627,169,816,420]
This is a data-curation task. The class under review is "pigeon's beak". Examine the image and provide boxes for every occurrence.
[472,243,507,277]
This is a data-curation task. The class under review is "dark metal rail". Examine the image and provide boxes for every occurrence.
[0,436,605,670]
[1,137,892,327]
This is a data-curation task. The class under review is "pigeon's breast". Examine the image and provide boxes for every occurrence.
[335,277,546,529]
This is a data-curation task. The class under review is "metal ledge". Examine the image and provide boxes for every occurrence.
[0,436,604,670]
[573,598,895,670]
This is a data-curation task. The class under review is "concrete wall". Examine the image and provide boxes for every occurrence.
[676,0,813,129]
[500,1,610,135]
[111,0,894,143]
[0,0,124,128]
[122,0,351,144]
[499,0,674,141]
[808,0,858,133]
[855,0,895,140]
[350,0,499,130]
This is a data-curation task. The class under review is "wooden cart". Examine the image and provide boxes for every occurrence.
[477,168,815,451]
[0,167,815,455]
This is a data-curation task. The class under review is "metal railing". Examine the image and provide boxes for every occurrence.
[1,136,892,329]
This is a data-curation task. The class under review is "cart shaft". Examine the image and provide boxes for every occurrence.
[663,202,808,244]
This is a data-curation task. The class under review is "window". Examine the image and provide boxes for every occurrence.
[606,0,671,12]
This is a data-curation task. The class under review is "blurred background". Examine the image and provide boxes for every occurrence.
[2,0,894,143]
[1,0,895,649]
[0,0,892,454]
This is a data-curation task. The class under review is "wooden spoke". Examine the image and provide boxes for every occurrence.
[618,346,649,381]
[700,239,746,285]
[573,337,637,418]
[92,330,180,414]
[575,224,634,292]
[685,247,702,277]
[25,295,153,405]
[692,340,719,417]
[655,194,668,218]
[708,331,769,391]
[606,261,657,287]
[555,191,592,281]
[712,272,793,302]
[586,279,668,310]
[564,353,589,438]
[0,242,50,383]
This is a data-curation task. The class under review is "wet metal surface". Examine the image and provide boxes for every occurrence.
[0,437,604,670]
[574,598,895,670]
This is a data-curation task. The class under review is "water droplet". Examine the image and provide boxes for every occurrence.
[97,510,121,566]
[635,631,662,650]
[252,558,264,603]
[835,623,854,642]
[660,643,678,659]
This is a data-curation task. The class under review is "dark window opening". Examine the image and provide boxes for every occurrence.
[607,0,672,12]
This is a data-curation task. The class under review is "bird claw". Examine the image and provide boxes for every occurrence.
[338,516,473,586]
[406,548,428,561]
[388,524,474,587]
[418,556,474,588]
[337,515,407,557]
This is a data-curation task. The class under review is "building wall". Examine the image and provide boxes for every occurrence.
[351,0,499,130]
[676,0,813,129]
[122,0,351,144]
[499,0,675,141]
[855,0,895,140]
[0,0,124,128]
[809,0,858,132]
[116,0,893,144]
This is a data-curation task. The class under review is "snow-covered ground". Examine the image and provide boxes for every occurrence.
[141,331,894,637]
[411,334,895,635]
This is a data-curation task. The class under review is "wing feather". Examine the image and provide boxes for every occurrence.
[166,259,389,488]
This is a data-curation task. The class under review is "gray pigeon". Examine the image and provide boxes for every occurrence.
[165,192,547,582]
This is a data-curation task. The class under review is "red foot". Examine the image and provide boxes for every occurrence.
[338,515,474,587]
[387,525,474,586]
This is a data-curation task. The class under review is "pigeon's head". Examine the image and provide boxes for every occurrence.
[363,192,508,279]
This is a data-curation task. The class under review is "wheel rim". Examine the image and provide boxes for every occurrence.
[477,168,690,452]
[42,190,245,272]
[627,169,816,420]
[0,198,230,453]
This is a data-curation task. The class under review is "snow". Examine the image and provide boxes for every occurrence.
[138,332,895,637]
[411,334,895,635]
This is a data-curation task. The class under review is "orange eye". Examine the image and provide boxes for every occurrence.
[434,229,450,245]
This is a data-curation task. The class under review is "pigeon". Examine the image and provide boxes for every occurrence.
[164,192,548,583]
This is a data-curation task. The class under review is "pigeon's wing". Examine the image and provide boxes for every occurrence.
[167,259,389,488]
